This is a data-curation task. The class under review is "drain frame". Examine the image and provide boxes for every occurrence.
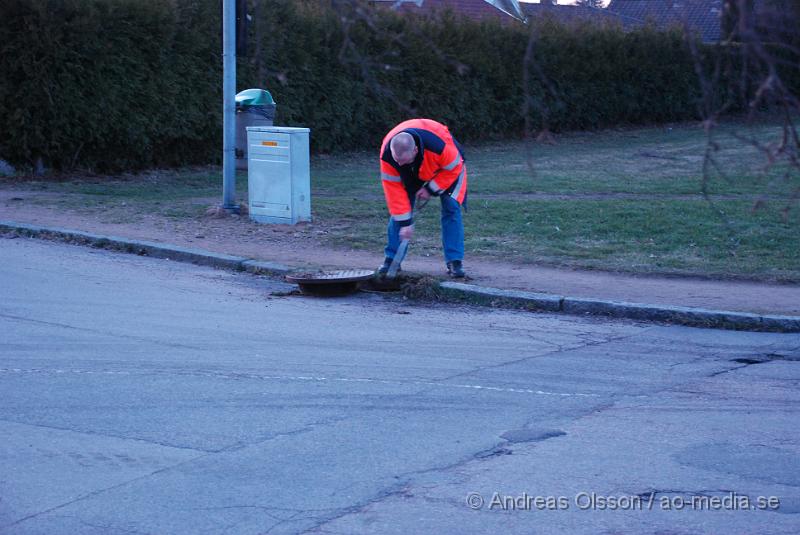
[285,269,376,296]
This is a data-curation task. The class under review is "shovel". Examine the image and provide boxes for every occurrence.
[385,239,408,279]
[385,196,428,280]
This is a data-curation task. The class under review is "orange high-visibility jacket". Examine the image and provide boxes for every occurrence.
[380,118,467,226]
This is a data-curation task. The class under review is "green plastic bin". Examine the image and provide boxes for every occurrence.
[236,89,276,169]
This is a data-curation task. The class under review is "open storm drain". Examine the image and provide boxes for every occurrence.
[285,269,376,296]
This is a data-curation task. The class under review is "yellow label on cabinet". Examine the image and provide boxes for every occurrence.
[261,141,278,147]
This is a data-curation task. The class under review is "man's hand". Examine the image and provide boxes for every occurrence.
[416,187,432,202]
[399,224,414,241]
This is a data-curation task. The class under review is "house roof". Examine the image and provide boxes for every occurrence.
[373,0,627,25]
[520,2,623,26]
[370,0,523,22]
[606,0,724,42]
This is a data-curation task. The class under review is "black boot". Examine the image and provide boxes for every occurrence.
[377,257,395,276]
[447,260,465,278]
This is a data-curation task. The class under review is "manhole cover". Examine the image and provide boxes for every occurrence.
[285,269,375,296]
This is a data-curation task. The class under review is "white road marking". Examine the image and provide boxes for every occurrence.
[0,368,600,397]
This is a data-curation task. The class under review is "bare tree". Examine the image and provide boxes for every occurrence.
[302,0,798,220]
[691,0,799,220]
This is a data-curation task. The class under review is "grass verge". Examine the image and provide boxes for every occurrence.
[2,120,798,281]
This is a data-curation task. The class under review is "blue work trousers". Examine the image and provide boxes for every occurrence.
[384,194,464,263]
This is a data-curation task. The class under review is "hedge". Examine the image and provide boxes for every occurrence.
[0,0,758,172]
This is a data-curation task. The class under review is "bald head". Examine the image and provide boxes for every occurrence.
[390,132,417,165]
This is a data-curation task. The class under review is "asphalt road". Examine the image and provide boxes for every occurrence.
[1,236,799,535]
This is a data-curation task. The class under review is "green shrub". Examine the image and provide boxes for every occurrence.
[0,0,774,171]
[0,0,221,171]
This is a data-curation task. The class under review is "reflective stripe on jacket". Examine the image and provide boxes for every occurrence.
[380,118,467,226]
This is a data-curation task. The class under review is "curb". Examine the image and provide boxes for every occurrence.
[439,282,563,312]
[439,282,800,333]
[242,259,293,276]
[1,221,249,271]
[3,220,799,333]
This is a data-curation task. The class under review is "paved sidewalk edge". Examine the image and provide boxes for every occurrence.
[438,283,799,333]
[1,221,252,272]
[3,221,798,333]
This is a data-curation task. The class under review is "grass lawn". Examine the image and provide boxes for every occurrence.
[3,120,798,280]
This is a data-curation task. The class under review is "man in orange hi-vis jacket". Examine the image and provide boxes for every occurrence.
[377,118,468,278]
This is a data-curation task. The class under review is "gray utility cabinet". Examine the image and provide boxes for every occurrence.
[246,126,311,224]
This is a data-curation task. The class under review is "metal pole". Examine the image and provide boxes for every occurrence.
[222,0,238,212]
